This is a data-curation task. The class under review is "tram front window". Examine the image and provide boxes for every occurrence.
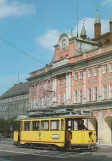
[78,119,88,130]
[66,119,88,131]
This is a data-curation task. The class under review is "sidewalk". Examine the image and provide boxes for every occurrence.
[96,143,112,147]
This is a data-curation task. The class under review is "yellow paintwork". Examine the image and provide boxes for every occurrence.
[13,116,96,148]
[20,131,65,147]
[13,131,18,142]
[71,130,96,145]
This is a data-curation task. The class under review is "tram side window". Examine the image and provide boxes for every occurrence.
[41,121,49,130]
[50,120,59,130]
[24,121,30,131]
[32,121,40,131]
[73,120,78,130]
[61,119,64,130]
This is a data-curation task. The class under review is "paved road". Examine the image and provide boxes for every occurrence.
[0,140,112,161]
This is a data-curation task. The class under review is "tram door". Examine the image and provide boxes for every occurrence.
[65,119,72,146]
[18,121,22,142]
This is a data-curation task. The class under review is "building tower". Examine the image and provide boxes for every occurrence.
[94,11,101,38]
[110,16,112,33]
[80,21,87,39]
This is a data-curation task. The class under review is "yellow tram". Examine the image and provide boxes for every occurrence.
[13,111,97,150]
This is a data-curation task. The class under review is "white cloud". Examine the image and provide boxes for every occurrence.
[101,0,112,6]
[36,18,109,52]
[0,0,36,19]
[36,29,60,52]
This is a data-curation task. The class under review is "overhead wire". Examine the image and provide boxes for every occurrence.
[0,36,46,65]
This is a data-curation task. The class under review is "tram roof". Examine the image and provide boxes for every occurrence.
[15,115,96,121]
[15,110,96,121]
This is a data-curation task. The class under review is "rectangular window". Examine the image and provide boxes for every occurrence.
[88,69,92,78]
[41,121,49,130]
[59,94,62,104]
[32,121,40,131]
[43,82,46,89]
[94,68,98,76]
[110,64,112,73]
[60,78,63,84]
[80,89,83,103]
[74,72,78,80]
[64,93,66,103]
[50,120,59,130]
[24,121,30,131]
[25,102,28,108]
[74,91,78,103]
[103,85,107,99]
[94,87,98,101]
[80,71,83,80]
[110,84,112,99]
[48,80,50,88]
[102,64,107,74]
[88,88,92,101]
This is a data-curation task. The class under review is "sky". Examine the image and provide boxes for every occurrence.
[0,0,112,95]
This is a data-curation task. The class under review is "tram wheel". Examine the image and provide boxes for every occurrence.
[51,145,57,151]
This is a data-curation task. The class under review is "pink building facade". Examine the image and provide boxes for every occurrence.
[28,32,112,144]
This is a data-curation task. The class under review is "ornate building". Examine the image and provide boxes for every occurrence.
[0,82,29,120]
[28,14,112,144]
[92,13,112,46]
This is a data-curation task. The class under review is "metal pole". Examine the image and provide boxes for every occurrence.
[77,2,79,37]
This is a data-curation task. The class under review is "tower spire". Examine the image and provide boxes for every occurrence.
[94,5,101,38]
[94,5,101,24]
[80,20,87,39]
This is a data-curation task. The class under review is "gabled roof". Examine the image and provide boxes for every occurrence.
[0,82,29,99]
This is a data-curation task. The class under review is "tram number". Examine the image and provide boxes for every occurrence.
[39,132,41,137]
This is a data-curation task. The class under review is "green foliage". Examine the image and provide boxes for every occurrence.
[0,118,14,137]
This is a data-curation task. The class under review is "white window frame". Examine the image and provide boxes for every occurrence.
[88,88,92,102]
[80,89,83,103]
[110,64,112,73]
[64,93,66,103]
[94,87,98,101]
[103,85,107,99]
[59,94,62,105]
[110,84,112,99]
[102,64,107,74]
[80,71,83,80]
[74,72,78,80]
[88,69,92,78]
[74,91,78,103]
[94,68,98,76]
